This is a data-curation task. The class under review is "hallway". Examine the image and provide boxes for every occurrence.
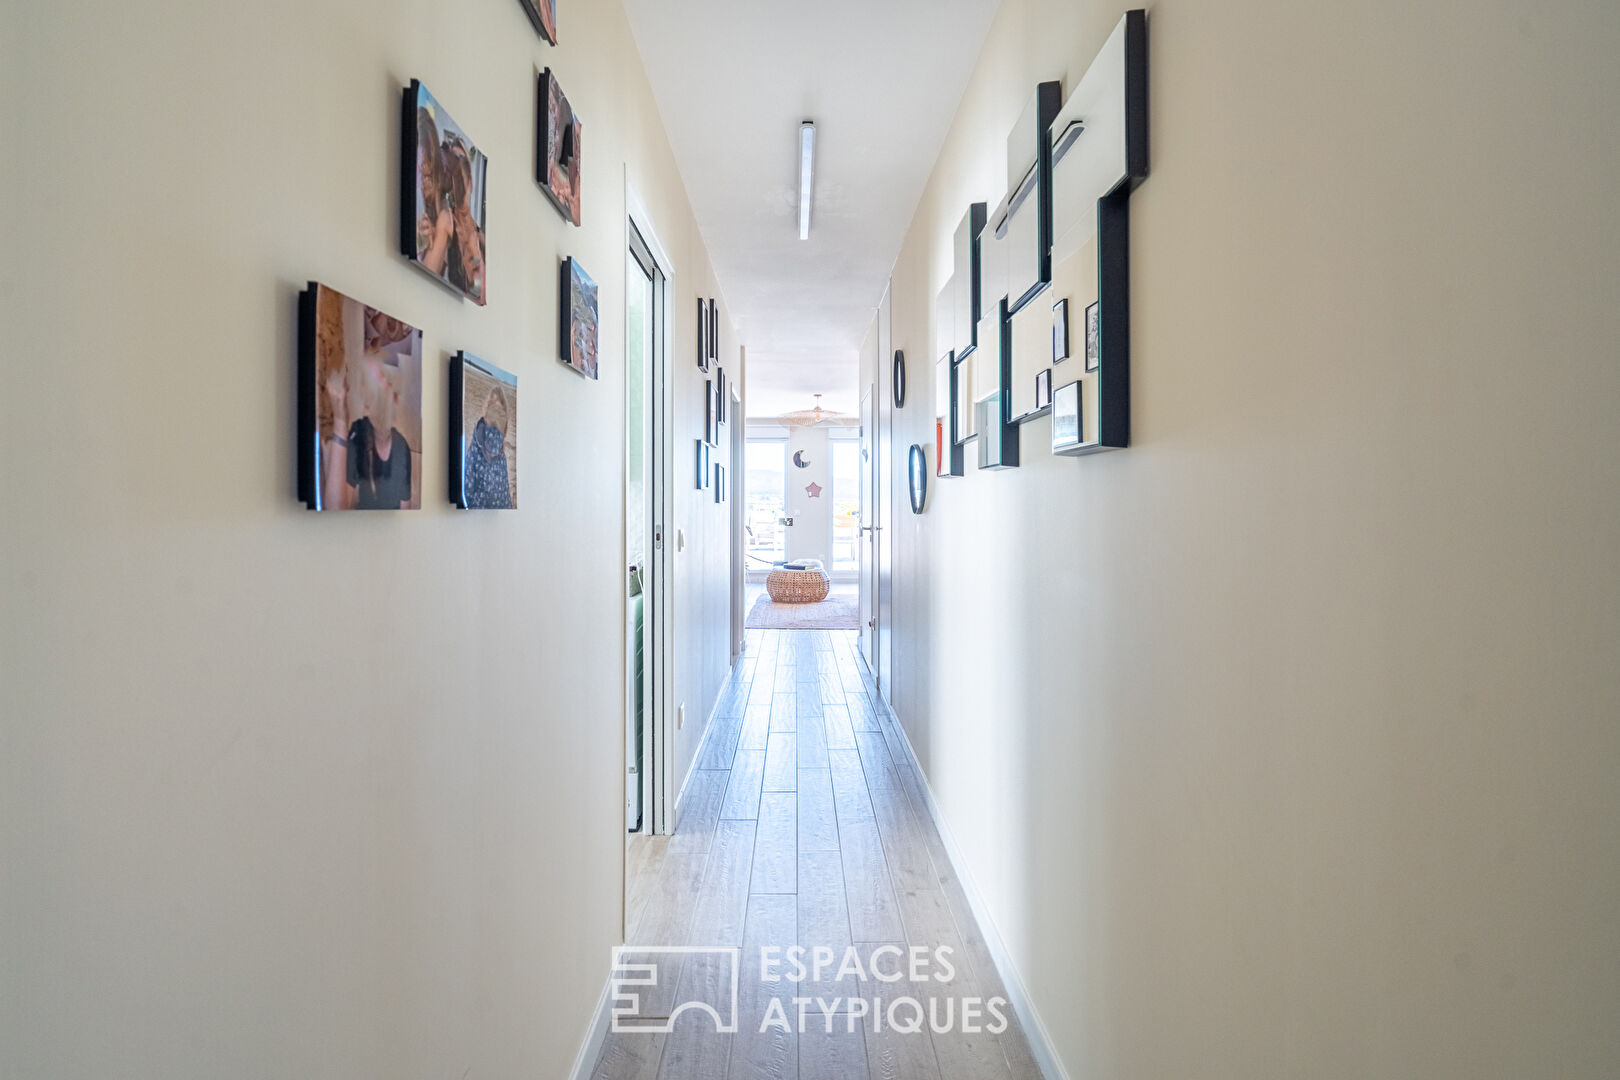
[593,629,1042,1079]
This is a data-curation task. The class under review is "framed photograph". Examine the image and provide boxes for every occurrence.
[559,256,599,379]
[696,439,709,489]
[1034,368,1052,411]
[696,297,709,372]
[704,379,718,446]
[716,367,727,425]
[537,68,582,225]
[450,353,517,509]
[707,299,718,363]
[516,0,556,44]
[1052,379,1083,453]
[401,81,487,305]
[1084,300,1099,372]
[298,282,423,511]
[714,463,725,503]
[1052,298,1069,362]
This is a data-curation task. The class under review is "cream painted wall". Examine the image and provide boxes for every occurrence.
[0,1,735,1076]
[872,0,1620,1076]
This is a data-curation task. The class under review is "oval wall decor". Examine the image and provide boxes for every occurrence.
[893,350,907,408]
[907,444,928,514]
[792,450,812,469]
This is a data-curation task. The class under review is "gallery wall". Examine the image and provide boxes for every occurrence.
[0,1,736,1076]
[872,0,1620,1077]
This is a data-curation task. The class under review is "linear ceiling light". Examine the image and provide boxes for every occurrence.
[798,120,815,240]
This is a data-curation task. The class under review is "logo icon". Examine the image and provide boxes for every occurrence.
[610,946,740,1034]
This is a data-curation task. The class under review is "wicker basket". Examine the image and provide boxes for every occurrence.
[766,568,830,604]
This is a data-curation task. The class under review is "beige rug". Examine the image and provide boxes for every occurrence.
[745,591,860,630]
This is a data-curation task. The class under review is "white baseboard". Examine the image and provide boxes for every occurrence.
[876,702,1072,1080]
[567,975,613,1080]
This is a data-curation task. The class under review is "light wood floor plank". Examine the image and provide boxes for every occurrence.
[799,1024,868,1080]
[689,819,757,946]
[838,820,904,943]
[763,733,797,792]
[721,751,767,820]
[739,703,773,751]
[729,894,798,1080]
[821,704,856,751]
[796,769,840,854]
[670,769,728,856]
[796,849,854,1008]
[862,977,942,1080]
[752,792,797,894]
[771,692,797,733]
[796,711,829,770]
[659,950,735,1080]
[591,1030,665,1080]
[698,716,745,771]
[828,749,875,825]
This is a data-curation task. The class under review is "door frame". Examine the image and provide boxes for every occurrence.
[626,175,676,841]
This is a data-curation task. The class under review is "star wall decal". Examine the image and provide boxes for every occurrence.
[805,481,822,498]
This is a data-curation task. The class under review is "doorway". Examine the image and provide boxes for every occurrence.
[625,196,672,844]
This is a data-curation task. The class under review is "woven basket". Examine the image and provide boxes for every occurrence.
[766,568,830,604]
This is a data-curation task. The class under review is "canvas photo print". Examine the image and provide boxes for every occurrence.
[401,81,487,305]
[450,353,518,509]
[559,256,599,379]
[537,68,582,226]
[516,0,556,44]
[298,283,423,511]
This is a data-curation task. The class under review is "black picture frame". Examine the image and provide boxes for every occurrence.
[449,352,518,509]
[714,463,725,503]
[908,444,928,514]
[893,350,907,408]
[704,379,718,446]
[696,297,709,372]
[1034,368,1052,411]
[1053,298,1070,362]
[401,80,489,305]
[515,0,556,44]
[1052,378,1083,454]
[716,367,727,425]
[1084,300,1099,372]
[1005,80,1063,316]
[707,299,718,363]
[934,352,964,478]
[696,438,708,489]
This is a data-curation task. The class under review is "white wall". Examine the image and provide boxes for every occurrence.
[872,0,1620,1077]
[0,1,734,1076]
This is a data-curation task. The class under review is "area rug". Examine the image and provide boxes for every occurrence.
[745,591,860,630]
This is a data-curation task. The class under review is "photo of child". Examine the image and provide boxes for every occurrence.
[299,283,423,511]
[402,81,488,305]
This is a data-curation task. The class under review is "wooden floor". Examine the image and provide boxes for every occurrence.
[592,629,1043,1080]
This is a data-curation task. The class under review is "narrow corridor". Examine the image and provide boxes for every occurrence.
[592,629,1042,1079]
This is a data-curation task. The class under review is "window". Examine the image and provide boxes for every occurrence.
[831,437,861,572]
[745,439,786,566]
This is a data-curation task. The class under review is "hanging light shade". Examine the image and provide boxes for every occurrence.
[776,393,847,428]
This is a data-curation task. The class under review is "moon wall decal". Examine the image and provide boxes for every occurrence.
[792,450,811,468]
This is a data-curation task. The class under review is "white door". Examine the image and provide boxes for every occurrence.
[858,387,876,664]
[875,285,893,697]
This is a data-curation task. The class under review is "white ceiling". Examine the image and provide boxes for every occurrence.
[623,0,1002,421]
